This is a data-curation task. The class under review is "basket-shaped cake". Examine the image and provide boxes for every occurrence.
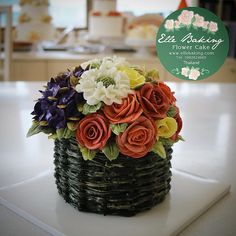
[27,56,183,216]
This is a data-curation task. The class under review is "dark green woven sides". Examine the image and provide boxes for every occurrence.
[54,137,172,216]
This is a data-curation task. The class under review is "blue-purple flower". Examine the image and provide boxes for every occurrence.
[31,70,85,131]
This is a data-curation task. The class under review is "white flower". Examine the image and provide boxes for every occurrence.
[178,10,194,26]
[80,56,129,70]
[164,19,175,30]
[76,66,132,105]
[175,20,181,29]
[181,67,189,77]
[100,56,129,71]
[193,14,204,27]
[208,21,218,33]
[188,69,200,80]
[80,58,102,70]
[202,21,209,29]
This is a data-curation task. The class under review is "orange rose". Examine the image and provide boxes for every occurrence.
[171,111,183,141]
[103,93,143,124]
[159,82,176,105]
[136,82,170,119]
[76,113,111,150]
[117,116,157,158]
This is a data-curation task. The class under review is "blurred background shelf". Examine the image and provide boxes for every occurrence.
[0,51,235,82]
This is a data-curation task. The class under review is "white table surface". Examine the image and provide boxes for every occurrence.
[0,81,236,236]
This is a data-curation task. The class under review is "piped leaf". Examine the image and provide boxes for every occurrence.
[152,141,166,159]
[145,69,159,81]
[82,102,102,115]
[26,121,41,137]
[110,123,128,135]
[159,137,174,147]
[79,145,96,161]
[48,133,58,139]
[63,128,74,139]
[167,106,176,117]
[70,76,79,87]
[67,122,79,131]
[102,140,119,161]
[56,128,65,139]
[177,135,185,142]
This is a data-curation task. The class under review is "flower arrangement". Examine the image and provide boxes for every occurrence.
[27,56,183,161]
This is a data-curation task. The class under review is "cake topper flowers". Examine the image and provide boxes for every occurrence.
[27,56,183,160]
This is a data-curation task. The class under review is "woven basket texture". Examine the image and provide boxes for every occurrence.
[54,137,172,216]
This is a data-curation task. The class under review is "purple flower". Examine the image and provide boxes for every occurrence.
[31,71,85,131]
[73,66,86,78]
[45,106,66,129]
[31,99,54,121]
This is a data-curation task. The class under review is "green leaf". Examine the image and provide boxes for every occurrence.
[145,69,159,80]
[82,102,102,115]
[102,140,119,161]
[56,128,65,139]
[26,121,41,137]
[39,120,48,126]
[55,128,74,139]
[40,127,54,135]
[167,106,176,117]
[48,133,58,139]
[90,62,101,69]
[159,137,174,147]
[152,141,166,159]
[110,123,128,135]
[67,122,79,131]
[77,103,84,112]
[79,145,97,161]
[69,76,79,87]
[63,128,74,139]
[177,135,185,142]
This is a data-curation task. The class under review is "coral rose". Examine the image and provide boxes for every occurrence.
[171,112,183,141]
[103,93,143,124]
[136,82,170,119]
[76,113,111,150]
[117,116,157,158]
[158,82,176,105]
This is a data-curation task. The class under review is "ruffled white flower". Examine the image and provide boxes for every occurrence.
[101,56,129,69]
[76,66,132,105]
[80,58,102,70]
[80,56,129,70]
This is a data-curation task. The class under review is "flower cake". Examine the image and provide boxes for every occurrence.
[27,56,183,216]
[88,0,124,38]
[16,0,55,42]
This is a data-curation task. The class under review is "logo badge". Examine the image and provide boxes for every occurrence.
[156,7,229,81]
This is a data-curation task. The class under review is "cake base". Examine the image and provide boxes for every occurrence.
[54,138,172,216]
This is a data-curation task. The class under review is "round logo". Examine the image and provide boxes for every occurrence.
[156,7,229,81]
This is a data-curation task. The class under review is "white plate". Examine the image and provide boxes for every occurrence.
[0,169,230,236]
